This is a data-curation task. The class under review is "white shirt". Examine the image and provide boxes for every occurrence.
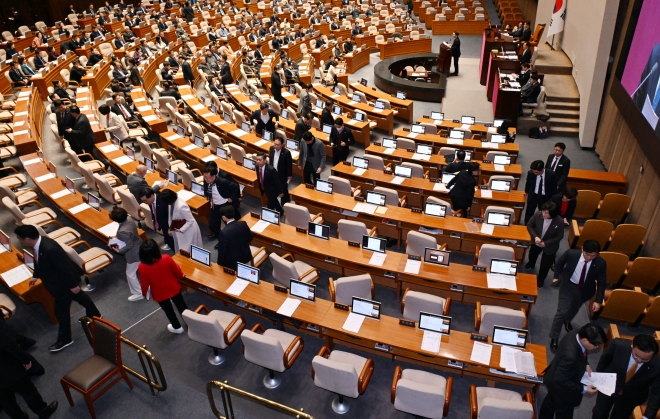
[33,236,42,261]
[273,149,281,170]
[551,155,560,170]
[570,254,592,285]
[260,112,270,124]
[628,354,643,373]
[211,183,228,206]
[534,170,545,195]
[541,218,552,238]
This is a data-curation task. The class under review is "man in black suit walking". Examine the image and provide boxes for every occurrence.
[546,142,571,192]
[139,188,174,251]
[250,104,279,135]
[14,225,101,352]
[202,166,241,243]
[271,66,283,103]
[593,334,660,419]
[0,330,58,419]
[54,99,76,146]
[549,240,607,350]
[215,206,253,270]
[65,106,96,156]
[450,31,461,76]
[269,138,293,205]
[526,201,564,287]
[255,152,284,214]
[540,323,607,419]
[329,118,355,166]
[444,149,469,173]
[179,55,195,85]
[524,160,557,224]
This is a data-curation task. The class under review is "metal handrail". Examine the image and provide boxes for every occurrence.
[79,316,167,396]
[207,380,316,419]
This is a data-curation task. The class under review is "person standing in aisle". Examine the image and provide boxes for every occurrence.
[450,31,461,76]
[255,152,284,214]
[108,207,145,302]
[525,201,564,287]
[160,190,203,254]
[546,142,571,192]
[298,131,326,186]
[269,138,293,205]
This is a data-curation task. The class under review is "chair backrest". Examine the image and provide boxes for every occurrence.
[2,197,25,223]
[2,31,14,42]
[623,257,660,290]
[159,97,178,120]
[477,244,515,267]
[189,121,205,140]
[598,252,629,286]
[597,193,631,223]
[373,186,399,206]
[92,318,122,365]
[312,355,359,397]
[136,138,154,160]
[395,137,415,150]
[641,297,660,328]
[99,43,114,56]
[401,162,425,178]
[479,305,526,335]
[207,132,223,153]
[228,143,245,162]
[573,190,601,219]
[479,394,533,419]
[607,224,646,255]
[182,309,229,348]
[601,289,649,322]
[241,329,286,372]
[426,196,454,216]
[283,202,311,229]
[233,110,246,127]
[61,242,84,268]
[487,175,515,189]
[406,231,437,256]
[421,122,437,134]
[402,289,446,321]
[179,167,197,190]
[269,253,299,286]
[94,173,119,203]
[577,219,613,248]
[438,147,457,157]
[485,151,508,161]
[152,149,172,173]
[333,274,372,305]
[117,188,144,221]
[328,176,354,196]
[0,183,16,202]
[484,206,515,224]
[65,147,84,174]
[78,163,99,192]
[337,219,367,243]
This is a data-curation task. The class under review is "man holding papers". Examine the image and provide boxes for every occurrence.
[540,324,607,419]
[525,201,564,287]
[592,334,660,419]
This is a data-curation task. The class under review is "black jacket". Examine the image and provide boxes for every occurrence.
[447,169,476,211]
[543,332,589,407]
[56,109,76,136]
[554,248,607,303]
[519,70,530,88]
[293,118,310,142]
[545,153,571,191]
[526,212,564,255]
[321,108,335,126]
[269,146,292,187]
[216,220,253,269]
[520,48,531,65]
[181,61,195,83]
[524,168,557,201]
[161,88,181,101]
[220,62,233,85]
[32,236,83,297]
[271,71,283,102]
[522,82,541,103]
[128,66,143,86]
[329,126,354,161]
[203,176,241,211]
[250,109,279,135]
[451,37,461,57]
[70,66,87,84]
[256,163,283,199]
[111,102,136,121]
[0,330,31,387]
[182,6,195,20]
[444,160,469,173]
[550,193,577,222]
[68,113,95,152]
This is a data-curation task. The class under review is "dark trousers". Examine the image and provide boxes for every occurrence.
[158,293,188,329]
[525,194,551,224]
[527,245,556,287]
[549,281,585,339]
[55,290,101,343]
[0,374,48,419]
[303,161,320,186]
[540,390,577,419]
[332,146,349,166]
[264,193,283,214]
[161,226,175,250]
[208,203,233,237]
[278,178,290,206]
[592,391,640,419]
[452,55,459,75]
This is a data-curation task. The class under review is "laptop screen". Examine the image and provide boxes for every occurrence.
[416,144,432,155]
[365,191,386,206]
[493,154,511,165]
[281,109,289,119]
[88,193,101,211]
[176,125,185,137]
[396,91,406,100]
[424,248,450,266]
[382,138,397,149]
[353,156,368,168]
[192,181,205,196]
[490,258,519,276]
[191,245,211,266]
[216,147,227,159]
[449,130,464,139]
[486,211,511,226]
[441,173,455,184]
[261,207,280,225]
[353,112,365,122]
[419,312,451,334]
[308,222,330,240]
[290,279,316,302]
[332,105,342,115]
[461,116,475,125]
[362,235,386,253]
[167,169,177,185]
[490,134,506,144]
[411,124,425,134]
[315,179,333,194]
[144,157,154,172]
[424,202,446,217]
[322,124,333,134]
[352,297,381,319]
[490,179,512,192]
[286,138,299,151]
[243,157,256,170]
[493,326,528,348]
[394,165,412,178]
[263,131,273,142]
[241,121,251,133]
[237,262,259,284]
[431,111,444,121]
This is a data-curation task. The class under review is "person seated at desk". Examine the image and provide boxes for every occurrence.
[333,42,344,60]
[351,22,363,36]
[519,74,541,114]
[282,61,297,85]
[344,37,355,54]
[137,39,157,59]
[34,52,48,70]
[113,30,126,50]
[198,56,217,77]
[112,62,133,88]
[206,76,228,100]
[154,35,168,50]
[97,12,108,25]
[271,35,282,51]
[5,41,18,59]
[90,24,107,41]
[324,57,339,85]
[330,18,341,30]
[31,32,45,49]
[86,48,104,66]
[496,119,516,143]
[250,103,279,135]
[109,78,130,96]
[111,94,144,128]
[444,149,469,173]
[122,27,136,44]
[512,21,531,42]
[8,61,30,87]
[17,56,37,77]
[52,80,73,103]
[217,24,229,38]
[157,17,168,32]
[219,40,234,57]
[84,4,95,15]
[67,60,87,85]
[161,62,174,81]
[519,62,531,87]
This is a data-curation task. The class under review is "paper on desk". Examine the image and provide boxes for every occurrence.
[13,130,29,136]
[481,223,495,235]
[404,259,421,274]
[372,108,382,113]
[108,237,126,249]
[255,139,269,147]
[488,127,497,134]
[433,183,448,192]
[98,222,120,237]
[35,173,56,183]
[375,206,388,215]
[50,189,72,200]
[342,312,365,333]
[480,190,493,198]
[391,176,405,184]
[243,100,256,107]
[22,158,42,166]
[13,121,25,127]
[581,372,617,396]
[202,113,214,118]
[460,124,471,131]
[226,278,250,296]
[447,139,464,145]
[487,274,517,290]
[0,245,6,254]
[470,341,493,365]
[406,132,418,138]
[230,129,248,138]
[69,203,92,214]
[354,202,377,214]
[383,147,396,155]
[250,220,270,233]
[276,297,302,317]
[352,168,366,176]
[482,142,499,149]
[513,351,536,376]
[182,144,197,151]
[143,115,158,122]
[202,155,217,162]
[134,97,146,102]
[177,190,196,202]
[348,100,357,105]
[500,345,520,371]
[368,252,387,267]
[113,155,134,166]
[137,106,152,112]
[412,153,431,161]
[192,104,205,111]
[1,265,33,288]
[342,209,359,217]
[100,144,120,153]
[214,120,228,126]
[494,164,506,172]
[181,94,195,100]
[421,330,441,353]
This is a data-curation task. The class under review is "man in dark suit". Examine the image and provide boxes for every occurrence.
[549,240,607,349]
[513,21,532,41]
[255,152,284,213]
[271,66,283,103]
[520,41,532,65]
[0,330,58,418]
[520,74,541,112]
[524,159,558,224]
[593,334,660,419]
[34,53,48,70]
[250,104,279,135]
[525,201,564,287]
[215,206,253,269]
[633,42,660,135]
[110,94,142,128]
[294,113,313,142]
[269,137,293,205]
[167,51,180,68]
[321,100,335,126]
[54,100,76,143]
[139,188,174,251]
[8,62,29,87]
[178,56,195,85]
[52,80,73,103]
[450,31,461,76]
[219,55,234,85]
[128,164,161,202]
[519,62,531,87]
[444,149,469,172]
[540,323,607,419]
[546,142,571,192]
[65,106,95,155]
[14,225,101,352]
[202,166,241,241]
[329,118,355,166]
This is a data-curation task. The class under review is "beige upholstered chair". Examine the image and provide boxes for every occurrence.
[474,301,527,336]
[153,149,187,174]
[269,253,320,287]
[474,244,516,267]
[469,385,534,419]
[328,176,362,197]
[405,231,442,256]
[394,137,415,150]
[401,288,450,320]
[228,143,246,163]
[392,366,452,418]
[182,304,246,365]
[65,147,105,176]
[426,196,455,216]
[0,183,39,208]
[283,202,324,230]
[23,219,81,247]
[241,324,304,388]
[249,246,267,268]
[363,154,387,170]
[483,206,515,225]
[61,240,114,277]
[328,274,373,305]
[401,162,426,178]
[373,186,407,207]
[0,294,16,320]
[93,174,123,204]
[311,347,374,414]
[337,220,376,243]
[2,197,59,227]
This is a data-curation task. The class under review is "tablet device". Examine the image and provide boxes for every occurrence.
[88,193,101,211]
[176,125,186,137]
[126,146,136,161]
[322,123,333,134]
[424,202,446,217]
[449,130,464,139]
[263,130,273,142]
[145,157,154,172]
[332,105,342,115]
[353,112,365,122]
[431,111,444,121]
[281,109,289,119]
[237,262,259,284]
[261,207,280,225]
[493,154,511,165]
[411,124,425,134]
[353,156,368,168]
[352,296,381,319]
[191,181,205,196]
[47,161,57,174]
[396,91,406,100]
[365,190,386,206]
[382,138,397,149]
[352,93,361,102]
[194,135,205,148]
[308,222,330,240]
[241,121,251,133]
[166,169,177,185]
[23,250,35,270]
[375,100,385,109]
[224,112,233,123]
[315,179,333,194]
[394,165,412,178]
[490,134,507,144]
[286,138,299,151]
[416,144,432,155]
[65,177,76,194]
[315,99,324,109]
[290,279,316,302]
[490,258,518,276]
[461,115,475,125]
[490,179,512,192]
[419,312,451,335]
[243,157,256,170]
[441,173,455,184]
[190,245,211,266]
[486,211,512,226]
[361,235,386,253]
[360,78,367,86]
[216,147,227,159]
[492,326,528,348]
[423,248,450,266]
[0,230,11,252]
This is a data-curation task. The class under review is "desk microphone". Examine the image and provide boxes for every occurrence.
[631,63,658,97]
[501,46,505,55]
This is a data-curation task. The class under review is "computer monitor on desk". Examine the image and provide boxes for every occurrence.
[351,93,361,103]
[65,177,76,194]
[490,258,519,276]
[223,112,233,123]
[166,169,177,185]
[411,124,425,134]
[144,157,154,172]
[492,326,528,348]
[290,279,316,302]
[176,125,186,137]
[190,245,211,267]
[394,165,412,178]
[243,157,256,170]
[23,250,35,271]
[191,181,205,196]
[396,91,406,100]
[353,156,369,169]
[281,109,289,120]
[424,202,447,218]
[416,144,432,155]
[241,121,251,133]
[424,248,451,266]
[431,111,444,121]
[419,312,451,335]
[316,99,324,109]
[315,179,333,194]
[486,211,512,226]
[362,235,386,253]
[490,134,507,144]
[352,296,381,320]
[88,193,101,211]
[261,207,280,225]
[490,179,512,192]
[382,138,397,149]
[353,112,365,122]
[322,123,333,134]
[237,262,260,284]
[375,100,385,110]
[286,139,299,152]
[216,147,228,159]
[365,191,386,206]
[308,222,330,240]
[126,146,136,161]
[449,130,464,139]
[263,131,273,142]
[441,173,455,185]
[194,135,205,148]
[493,155,511,165]
[332,105,342,116]
[461,116,475,125]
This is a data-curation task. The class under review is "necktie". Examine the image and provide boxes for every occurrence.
[152,201,159,230]
[583,350,587,359]
[260,167,265,190]
[653,81,660,112]
[626,362,639,382]
[536,174,543,196]
[552,157,559,170]
[577,261,587,290]
[33,247,38,265]
[61,112,65,120]
[120,105,131,119]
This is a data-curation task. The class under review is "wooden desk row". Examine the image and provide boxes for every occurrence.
[8,88,41,155]
[173,253,547,390]
[378,37,433,60]
[349,82,414,124]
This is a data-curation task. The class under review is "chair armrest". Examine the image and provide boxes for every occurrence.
[474,301,481,331]
[439,242,448,250]
[399,194,407,208]
[0,304,13,319]
[15,188,37,198]
[390,364,402,404]
[67,81,81,86]
[281,253,295,262]
[469,384,478,419]
[69,240,91,250]
[298,267,319,284]
[312,212,324,225]
[191,168,203,177]
[18,199,43,209]
[283,335,304,369]
[400,287,410,314]
[316,346,331,358]
[1,174,26,187]
[473,244,481,265]
[521,308,528,329]
[250,323,265,334]
[39,219,64,230]
[147,141,160,148]
[452,209,464,217]
[385,163,392,171]
[352,185,362,197]
[367,226,378,237]
[251,246,267,268]
[479,208,485,218]
[194,304,210,314]
[328,277,336,302]
[106,174,123,185]
[423,170,429,179]
[444,376,453,417]
[0,166,19,175]
[569,219,580,248]
[444,297,452,316]
[82,252,113,274]
[223,314,246,345]
[357,357,374,394]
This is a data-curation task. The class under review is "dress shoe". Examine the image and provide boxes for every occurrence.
[564,322,573,332]
[48,340,73,352]
[207,233,216,238]
[524,263,533,270]
[214,243,219,249]
[550,339,558,350]
[39,401,58,419]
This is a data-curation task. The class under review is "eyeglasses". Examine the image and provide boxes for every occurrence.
[632,350,653,364]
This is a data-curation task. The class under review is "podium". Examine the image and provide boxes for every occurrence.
[437,42,453,75]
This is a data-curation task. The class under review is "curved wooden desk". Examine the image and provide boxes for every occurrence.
[350,82,414,124]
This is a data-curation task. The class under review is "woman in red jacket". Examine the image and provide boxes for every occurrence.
[138,239,189,333]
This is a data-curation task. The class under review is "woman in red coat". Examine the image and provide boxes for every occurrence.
[138,239,189,333]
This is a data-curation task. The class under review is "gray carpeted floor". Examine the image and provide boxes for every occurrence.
[0,3,653,418]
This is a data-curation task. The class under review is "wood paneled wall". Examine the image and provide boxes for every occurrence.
[514,0,538,27]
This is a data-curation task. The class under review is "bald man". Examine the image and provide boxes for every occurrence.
[127,164,160,201]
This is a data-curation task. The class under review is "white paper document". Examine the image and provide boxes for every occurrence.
[226,278,250,296]
[35,173,56,183]
[480,190,493,198]
[383,147,396,155]
[202,155,217,162]
[250,220,270,233]
[242,100,256,107]
[482,142,499,149]
[69,203,92,214]
[50,189,72,199]
[447,139,464,145]
[488,127,498,134]
[352,168,366,176]
[137,106,152,112]
[181,94,195,100]
[230,129,248,138]
[487,273,517,290]
[177,190,196,202]
[581,372,617,396]
[143,115,158,122]
[421,330,441,353]
[494,164,506,172]
[391,176,405,185]
[108,237,126,249]
[406,132,418,138]
[98,222,120,237]
[100,144,120,153]
[500,346,536,376]
[480,223,495,235]
[470,341,493,365]
[192,104,205,111]
[412,153,431,161]
[254,139,269,147]
[22,158,42,166]
[182,144,197,151]
[276,298,302,317]
[433,183,448,192]
[342,312,365,333]
[353,203,377,214]
[13,121,25,127]
[113,156,134,166]
[1,265,33,287]
[368,252,387,267]
[404,258,421,274]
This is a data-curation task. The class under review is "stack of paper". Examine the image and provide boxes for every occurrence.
[480,224,495,235]
[276,298,302,317]
[581,372,617,396]
[494,164,506,172]
[470,341,493,365]
[447,139,463,145]
[480,190,493,198]
[108,238,126,249]
[226,278,250,296]
[421,330,441,353]
[368,252,387,267]
[407,132,418,139]
[202,155,217,162]
[383,148,396,155]
[182,144,197,151]
[113,156,133,166]
[486,274,517,290]
[22,158,42,166]
[353,203,378,214]
[69,203,92,214]
[391,176,405,185]
[50,189,72,200]
[231,129,247,138]
[411,153,431,161]
[404,258,421,274]
[99,222,120,237]
[100,144,120,153]
[342,312,365,333]
[192,104,205,111]
[352,168,366,176]
[433,183,448,192]
[0,265,33,287]
[35,173,56,183]
[500,346,536,376]
[250,220,270,233]
[177,190,196,202]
